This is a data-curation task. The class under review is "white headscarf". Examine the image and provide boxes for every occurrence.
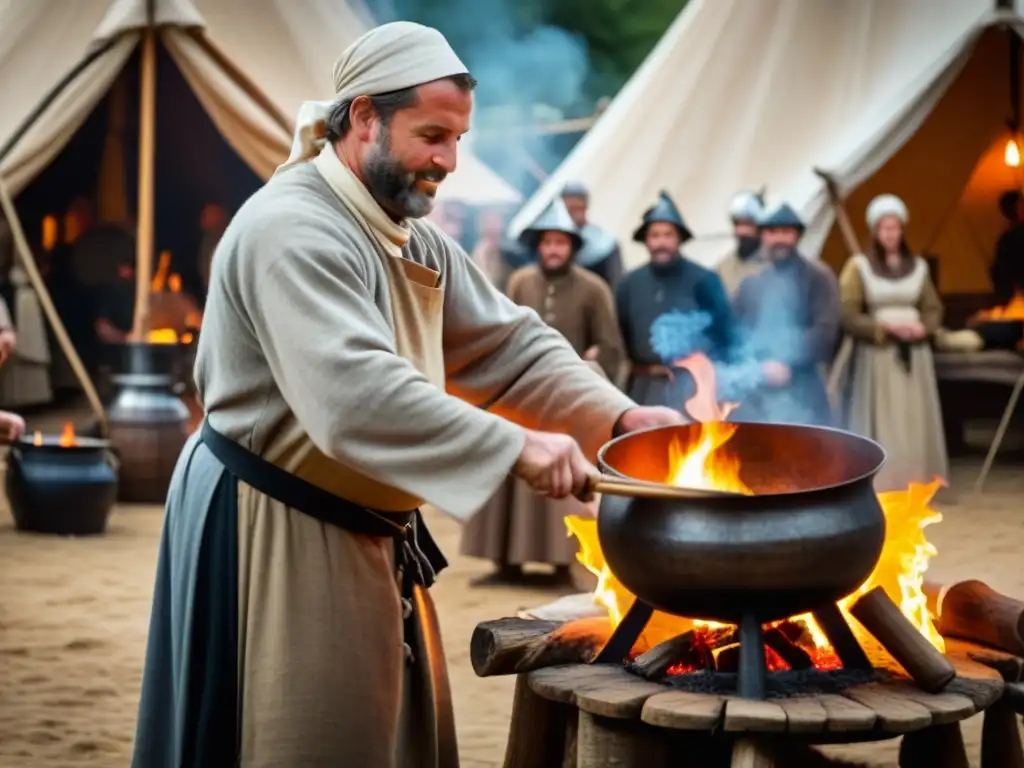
[866,194,909,230]
[277,22,468,174]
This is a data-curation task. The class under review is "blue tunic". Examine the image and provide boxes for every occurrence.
[731,253,842,426]
[615,257,736,410]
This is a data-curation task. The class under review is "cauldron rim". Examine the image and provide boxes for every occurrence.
[597,421,887,499]
[13,436,112,453]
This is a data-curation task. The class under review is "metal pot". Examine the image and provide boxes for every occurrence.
[107,342,192,503]
[5,435,119,535]
[596,422,887,624]
[969,319,1023,351]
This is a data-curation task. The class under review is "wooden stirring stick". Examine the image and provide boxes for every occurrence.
[582,474,745,501]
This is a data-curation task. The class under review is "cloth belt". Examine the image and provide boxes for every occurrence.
[199,421,448,602]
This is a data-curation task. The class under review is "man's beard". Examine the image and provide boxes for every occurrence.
[648,247,677,263]
[767,243,796,261]
[737,236,760,260]
[363,130,446,219]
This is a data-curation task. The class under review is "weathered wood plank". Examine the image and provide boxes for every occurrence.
[883,680,977,724]
[640,690,726,731]
[841,683,933,732]
[573,670,666,720]
[815,693,878,732]
[775,695,828,733]
[722,698,787,733]
[527,665,626,705]
[898,722,970,768]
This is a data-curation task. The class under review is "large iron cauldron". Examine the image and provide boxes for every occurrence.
[6,435,119,535]
[596,422,887,625]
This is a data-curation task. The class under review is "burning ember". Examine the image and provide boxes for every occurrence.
[566,353,944,672]
[31,422,78,447]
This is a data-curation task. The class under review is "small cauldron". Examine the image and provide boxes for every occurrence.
[969,319,1023,351]
[596,422,887,625]
[5,435,119,535]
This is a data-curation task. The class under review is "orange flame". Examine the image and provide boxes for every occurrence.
[566,352,944,665]
[59,422,77,447]
[145,328,180,344]
[973,291,1024,321]
[33,430,42,446]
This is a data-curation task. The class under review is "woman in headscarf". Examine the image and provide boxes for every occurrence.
[832,194,948,492]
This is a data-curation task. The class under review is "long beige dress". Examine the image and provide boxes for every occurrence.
[133,142,636,767]
[460,264,626,569]
[832,254,949,492]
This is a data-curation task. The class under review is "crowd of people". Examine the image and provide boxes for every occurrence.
[460,182,952,584]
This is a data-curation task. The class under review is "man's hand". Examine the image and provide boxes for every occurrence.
[513,429,598,501]
[0,329,16,367]
[583,345,600,361]
[0,411,26,443]
[761,361,791,387]
[614,406,686,435]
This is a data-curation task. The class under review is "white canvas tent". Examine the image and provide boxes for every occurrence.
[510,0,1024,294]
[0,0,517,215]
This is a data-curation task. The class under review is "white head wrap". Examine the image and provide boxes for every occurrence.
[728,190,764,223]
[866,194,908,230]
[276,22,469,174]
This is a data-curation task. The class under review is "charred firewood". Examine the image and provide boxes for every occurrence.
[630,627,736,681]
[471,617,614,677]
[765,627,814,670]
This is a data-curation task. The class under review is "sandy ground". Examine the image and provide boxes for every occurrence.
[0,421,1022,765]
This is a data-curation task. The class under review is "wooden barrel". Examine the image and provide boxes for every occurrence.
[107,341,192,504]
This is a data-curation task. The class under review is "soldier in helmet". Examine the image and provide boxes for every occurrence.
[731,202,841,426]
[717,189,768,297]
[615,191,736,409]
[560,180,623,287]
[461,199,626,584]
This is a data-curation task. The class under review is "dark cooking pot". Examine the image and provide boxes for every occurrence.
[5,435,119,535]
[969,319,1023,351]
[596,422,887,625]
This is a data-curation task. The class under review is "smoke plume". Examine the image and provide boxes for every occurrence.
[369,0,592,193]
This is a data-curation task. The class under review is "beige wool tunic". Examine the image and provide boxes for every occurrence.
[461,263,628,567]
[177,144,634,766]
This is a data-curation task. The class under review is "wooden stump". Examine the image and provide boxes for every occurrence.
[502,675,571,768]
[477,616,1008,766]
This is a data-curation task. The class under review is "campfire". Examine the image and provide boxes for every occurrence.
[143,252,200,345]
[565,353,945,688]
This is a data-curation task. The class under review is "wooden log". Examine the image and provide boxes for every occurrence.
[717,644,741,673]
[849,587,956,692]
[731,738,777,767]
[630,628,733,681]
[898,722,970,768]
[981,698,1024,768]
[925,580,1024,656]
[470,617,612,677]
[764,627,813,670]
[502,674,569,768]
[576,711,670,768]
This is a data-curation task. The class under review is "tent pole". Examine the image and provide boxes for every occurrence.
[813,168,865,255]
[131,24,158,340]
[0,38,120,167]
[0,177,108,434]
